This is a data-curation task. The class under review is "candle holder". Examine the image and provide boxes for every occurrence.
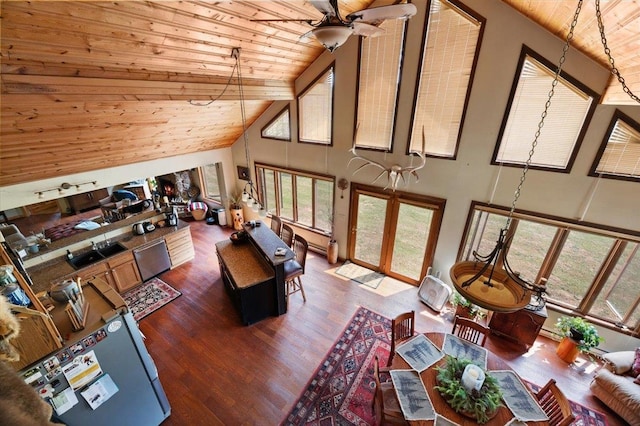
[434,356,503,424]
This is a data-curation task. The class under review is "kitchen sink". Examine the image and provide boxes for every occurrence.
[67,242,128,269]
[98,242,127,257]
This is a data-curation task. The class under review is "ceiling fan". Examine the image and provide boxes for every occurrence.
[252,1,417,53]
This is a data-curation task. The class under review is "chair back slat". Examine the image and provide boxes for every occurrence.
[534,379,575,426]
[387,311,415,367]
[451,316,489,347]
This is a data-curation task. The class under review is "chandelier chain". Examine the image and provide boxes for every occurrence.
[506,0,583,228]
[595,0,640,104]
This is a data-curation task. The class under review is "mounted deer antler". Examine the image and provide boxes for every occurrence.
[348,126,427,191]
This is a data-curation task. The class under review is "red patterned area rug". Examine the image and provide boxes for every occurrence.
[283,307,609,426]
[282,306,391,426]
[122,277,181,321]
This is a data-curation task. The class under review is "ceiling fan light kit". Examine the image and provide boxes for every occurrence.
[312,26,354,53]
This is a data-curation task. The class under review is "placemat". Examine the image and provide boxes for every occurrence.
[490,370,548,422]
[442,333,488,369]
[390,369,436,421]
[396,334,444,372]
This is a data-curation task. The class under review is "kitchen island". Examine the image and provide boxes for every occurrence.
[215,221,293,325]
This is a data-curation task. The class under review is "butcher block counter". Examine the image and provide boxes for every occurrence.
[215,221,294,325]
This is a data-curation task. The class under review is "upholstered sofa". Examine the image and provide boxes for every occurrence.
[590,350,640,425]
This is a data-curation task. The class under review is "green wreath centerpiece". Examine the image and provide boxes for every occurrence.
[434,356,504,424]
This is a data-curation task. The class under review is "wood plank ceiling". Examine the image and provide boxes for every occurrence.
[1,0,638,187]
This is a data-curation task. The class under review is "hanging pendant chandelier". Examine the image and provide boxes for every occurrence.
[234,48,267,218]
[450,0,639,313]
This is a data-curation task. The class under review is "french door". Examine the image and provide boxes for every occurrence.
[347,183,445,285]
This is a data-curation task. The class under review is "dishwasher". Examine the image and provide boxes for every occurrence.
[134,239,172,282]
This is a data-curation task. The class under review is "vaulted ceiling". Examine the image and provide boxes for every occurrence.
[1,0,638,187]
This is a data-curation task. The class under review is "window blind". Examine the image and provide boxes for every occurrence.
[409,0,482,157]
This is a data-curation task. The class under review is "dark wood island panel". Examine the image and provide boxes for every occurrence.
[216,239,277,325]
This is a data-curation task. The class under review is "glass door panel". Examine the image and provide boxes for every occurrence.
[353,194,387,268]
[389,203,433,281]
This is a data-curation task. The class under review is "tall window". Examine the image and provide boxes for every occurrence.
[492,47,598,171]
[199,163,222,202]
[354,18,406,150]
[298,65,334,145]
[409,0,484,157]
[256,163,334,235]
[589,110,640,181]
[460,203,640,335]
[261,106,291,141]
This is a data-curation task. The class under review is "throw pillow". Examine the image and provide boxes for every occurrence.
[633,347,640,376]
[602,350,635,375]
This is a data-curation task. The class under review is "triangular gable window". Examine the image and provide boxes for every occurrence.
[261,106,291,141]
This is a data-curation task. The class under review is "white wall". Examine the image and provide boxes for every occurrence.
[0,148,235,212]
[230,0,640,350]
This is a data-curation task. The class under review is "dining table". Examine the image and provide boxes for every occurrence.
[390,332,550,426]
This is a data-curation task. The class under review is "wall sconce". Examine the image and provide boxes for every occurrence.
[34,181,98,199]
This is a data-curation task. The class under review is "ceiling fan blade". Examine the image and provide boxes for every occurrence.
[310,0,337,17]
[346,3,417,26]
[352,22,385,38]
[251,18,315,25]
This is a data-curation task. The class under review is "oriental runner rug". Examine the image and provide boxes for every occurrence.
[122,277,181,321]
[283,307,609,426]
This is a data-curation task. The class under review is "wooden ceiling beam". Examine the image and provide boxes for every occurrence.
[1,75,294,101]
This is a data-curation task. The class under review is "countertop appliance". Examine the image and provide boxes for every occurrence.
[133,239,171,282]
[132,223,145,235]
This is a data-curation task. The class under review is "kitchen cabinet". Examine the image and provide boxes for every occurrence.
[67,188,109,213]
[76,261,114,290]
[164,227,194,268]
[108,251,142,293]
[1,243,63,370]
[75,251,141,293]
[489,306,547,348]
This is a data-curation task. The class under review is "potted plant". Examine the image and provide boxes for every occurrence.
[434,356,504,424]
[554,316,603,363]
[451,292,485,321]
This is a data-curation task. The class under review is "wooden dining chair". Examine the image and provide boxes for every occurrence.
[534,379,575,426]
[283,234,308,307]
[451,315,489,347]
[270,215,282,236]
[387,311,415,367]
[280,223,294,247]
[373,356,408,425]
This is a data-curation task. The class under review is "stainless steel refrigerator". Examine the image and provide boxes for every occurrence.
[19,284,170,426]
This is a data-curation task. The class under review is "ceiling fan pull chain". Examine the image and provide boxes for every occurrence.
[595,0,640,104]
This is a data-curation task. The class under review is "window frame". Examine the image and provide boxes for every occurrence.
[491,46,600,173]
[261,105,291,142]
[457,201,640,336]
[588,109,640,182]
[255,162,335,236]
[198,163,222,203]
[406,0,485,158]
[297,63,335,146]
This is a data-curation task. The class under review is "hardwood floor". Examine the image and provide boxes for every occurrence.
[139,219,626,425]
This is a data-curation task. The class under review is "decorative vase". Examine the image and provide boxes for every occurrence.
[327,240,338,264]
[556,336,580,363]
[231,208,244,231]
